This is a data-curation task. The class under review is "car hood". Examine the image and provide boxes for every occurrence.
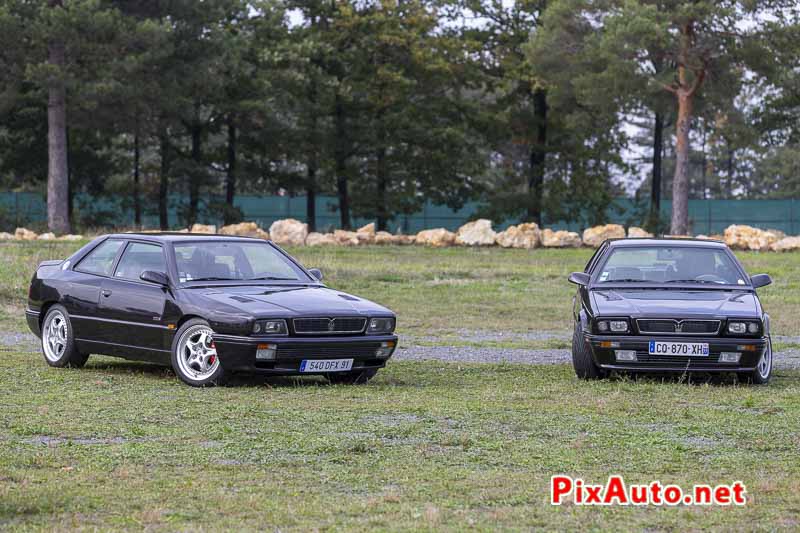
[189,285,394,318]
[590,289,760,318]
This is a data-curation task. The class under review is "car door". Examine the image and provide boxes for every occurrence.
[67,238,126,344]
[96,240,172,360]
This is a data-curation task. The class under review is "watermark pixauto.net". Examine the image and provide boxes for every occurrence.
[551,475,747,506]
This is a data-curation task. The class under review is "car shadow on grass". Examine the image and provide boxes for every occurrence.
[606,370,785,387]
[83,359,386,388]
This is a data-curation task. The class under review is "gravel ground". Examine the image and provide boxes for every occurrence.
[4,331,800,370]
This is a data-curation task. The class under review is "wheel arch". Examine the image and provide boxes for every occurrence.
[38,301,60,328]
[176,314,207,332]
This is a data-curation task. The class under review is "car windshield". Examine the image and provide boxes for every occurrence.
[174,241,308,283]
[596,246,746,285]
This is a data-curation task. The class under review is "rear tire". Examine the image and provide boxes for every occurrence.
[739,336,773,385]
[572,323,605,380]
[326,368,378,385]
[41,305,89,368]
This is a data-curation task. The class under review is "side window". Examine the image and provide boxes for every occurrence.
[75,239,124,276]
[114,242,166,281]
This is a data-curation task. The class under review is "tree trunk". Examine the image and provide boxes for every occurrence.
[334,95,350,230]
[225,116,237,225]
[188,125,202,227]
[527,88,547,226]
[376,145,388,232]
[726,146,734,198]
[66,127,72,225]
[649,111,664,229]
[133,123,141,227]
[159,128,170,230]
[670,92,692,235]
[46,16,71,235]
[306,166,317,233]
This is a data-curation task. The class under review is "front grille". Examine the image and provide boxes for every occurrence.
[634,352,723,364]
[293,317,367,335]
[636,319,720,335]
[276,342,382,360]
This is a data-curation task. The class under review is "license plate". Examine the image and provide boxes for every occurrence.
[648,341,709,356]
[299,359,354,372]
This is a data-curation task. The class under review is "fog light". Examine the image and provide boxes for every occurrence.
[256,343,277,360]
[375,340,396,358]
[615,350,637,362]
[720,352,741,363]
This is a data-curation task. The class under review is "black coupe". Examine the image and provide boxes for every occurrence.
[568,238,773,383]
[26,233,398,386]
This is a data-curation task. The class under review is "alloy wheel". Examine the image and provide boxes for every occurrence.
[176,325,219,380]
[757,338,773,380]
[42,310,68,362]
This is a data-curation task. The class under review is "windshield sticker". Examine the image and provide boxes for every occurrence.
[599,272,609,282]
[737,279,745,285]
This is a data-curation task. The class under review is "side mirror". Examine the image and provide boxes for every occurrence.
[750,273,772,289]
[568,272,591,286]
[140,270,170,286]
[308,268,323,281]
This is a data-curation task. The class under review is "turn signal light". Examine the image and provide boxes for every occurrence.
[256,343,277,360]
[375,341,396,358]
[736,345,757,351]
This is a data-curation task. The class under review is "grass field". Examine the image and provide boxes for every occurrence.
[2,240,800,530]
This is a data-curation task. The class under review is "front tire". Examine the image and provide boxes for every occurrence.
[572,322,605,380]
[41,305,89,368]
[740,336,773,385]
[171,319,226,386]
[326,368,378,385]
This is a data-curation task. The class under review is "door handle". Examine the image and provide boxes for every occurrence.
[101,289,112,297]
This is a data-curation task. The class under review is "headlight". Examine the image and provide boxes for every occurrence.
[252,319,288,336]
[597,319,629,333]
[367,317,396,334]
[727,320,761,335]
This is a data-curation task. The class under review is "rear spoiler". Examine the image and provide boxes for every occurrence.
[38,260,63,268]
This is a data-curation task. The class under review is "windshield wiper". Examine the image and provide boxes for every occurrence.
[187,276,238,282]
[248,276,298,281]
[665,279,720,284]
[602,279,654,283]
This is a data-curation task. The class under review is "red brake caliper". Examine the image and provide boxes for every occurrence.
[209,341,216,365]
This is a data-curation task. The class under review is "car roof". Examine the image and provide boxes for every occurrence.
[106,232,269,243]
[606,237,727,248]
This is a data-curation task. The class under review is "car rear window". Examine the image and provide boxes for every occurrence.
[75,239,124,277]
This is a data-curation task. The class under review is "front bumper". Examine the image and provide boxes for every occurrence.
[212,333,398,374]
[585,333,766,373]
